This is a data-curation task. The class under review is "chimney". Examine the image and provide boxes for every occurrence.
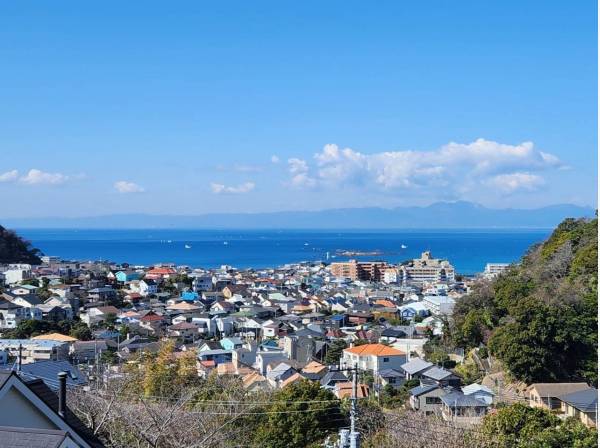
[58,371,67,418]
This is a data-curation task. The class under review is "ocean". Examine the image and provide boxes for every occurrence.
[17,228,552,275]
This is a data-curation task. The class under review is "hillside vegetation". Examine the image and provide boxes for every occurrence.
[0,225,42,264]
[451,217,598,385]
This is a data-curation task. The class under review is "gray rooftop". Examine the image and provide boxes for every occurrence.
[0,426,67,448]
[422,366,455,381]
[401,358,433,375]
[441,390,488,408]
[558,388,598,413]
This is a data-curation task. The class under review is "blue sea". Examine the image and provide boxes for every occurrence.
[17,228,552,275]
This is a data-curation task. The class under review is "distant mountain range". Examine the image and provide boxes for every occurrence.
[2,202,595,229]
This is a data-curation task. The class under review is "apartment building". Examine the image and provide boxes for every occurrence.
[330,260,388,282]
[483,263,510,279]
[400,251,455,284]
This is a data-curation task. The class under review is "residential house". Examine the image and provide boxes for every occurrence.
[0,339,69,364]
[409,384,446,415]
[145,267,177,281]
[139,279,158,297]
[115,270,142,283]
[266,362,296,388]
[15,360,88,390]
[440,390,489,425]
[400,358,433,380]
[320,371,349,389]
[462,384,495,406]
[526,383,591,411]
[377,369,406,389]
[220,337,244,351]
[36,305,70,322]
[255,350,287,375]
[0,371,103,447]
[335,382,370,399]
[0,299,29,329]
[2,267,32,285]
[341,343,406,376]
[421,366,461,388]
[242,371,270,392]
[558,388,597,428]
[399,303,430,320]
[80,306,120,326]
[192,274,212,292]
[69,341,109,363]
[167,322,198,342]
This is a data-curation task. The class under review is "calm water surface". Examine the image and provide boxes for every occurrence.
[18,228,551,275]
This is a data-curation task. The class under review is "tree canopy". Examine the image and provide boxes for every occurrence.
[451,217,598,385]
[0,225,42,264]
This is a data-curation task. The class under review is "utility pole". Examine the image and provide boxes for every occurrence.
[350,367,360,448]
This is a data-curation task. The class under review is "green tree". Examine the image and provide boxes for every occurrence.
[252,380,341,448]
[488,298,595,383]
[69,322,93,341]
[482,403,597,448]
[100,349,117,365]
[324,339,347,365]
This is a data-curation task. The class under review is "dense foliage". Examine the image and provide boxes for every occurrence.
[452,217,598,384]
[2,319,92,340]
[0,225,42,264]
[482,403,597,448]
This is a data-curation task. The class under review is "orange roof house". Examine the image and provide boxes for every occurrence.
[374,299,396,308]
[335,382,370,399]
[302,361,328,376]
[31,333,78,343]
[343,344,404,357]
[341,344,406,374]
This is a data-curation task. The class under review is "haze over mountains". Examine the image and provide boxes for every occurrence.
[3,202,595,229]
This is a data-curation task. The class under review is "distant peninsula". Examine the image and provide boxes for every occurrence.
[2,201,595,230]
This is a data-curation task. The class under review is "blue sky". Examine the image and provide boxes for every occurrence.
[0,1,597,217]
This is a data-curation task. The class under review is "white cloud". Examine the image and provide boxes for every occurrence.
[20,169,69,185]
[210,181,255,194]
[485,172,545,193]
[271,155,280,164]
[0,170,18,182]
[114,181,145,193]
[287,158,317,188]
[287,139,562,196]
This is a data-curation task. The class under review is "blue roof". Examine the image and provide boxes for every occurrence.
[8,360,87,390]
[330,314,345,321]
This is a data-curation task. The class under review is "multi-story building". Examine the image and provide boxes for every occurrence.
[483,263,510,279]
[400,251,455,284]
[330,260,388,282]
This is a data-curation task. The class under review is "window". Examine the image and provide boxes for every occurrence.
[383,357,389,362]
[426,397,441,404]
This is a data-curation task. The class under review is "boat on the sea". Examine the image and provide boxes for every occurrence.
[401,244,407,249]
[223,241,229,245]
[184,244,192,249]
